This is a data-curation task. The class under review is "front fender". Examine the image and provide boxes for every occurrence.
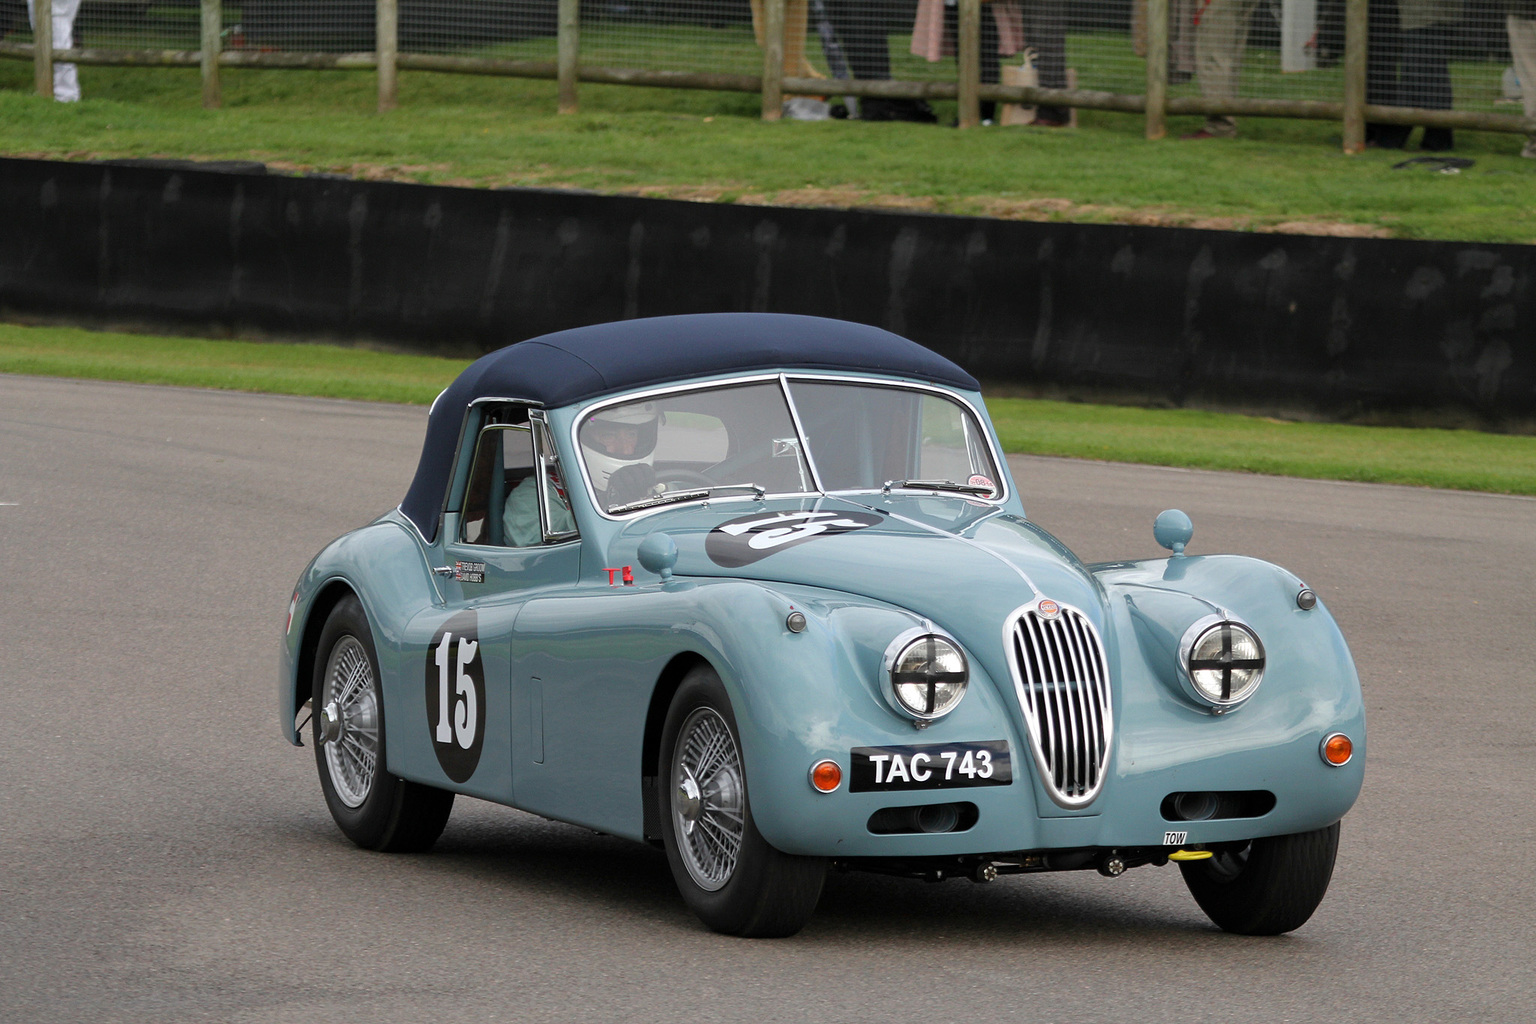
[693,581,1032,857]
[1088,554,1366,839]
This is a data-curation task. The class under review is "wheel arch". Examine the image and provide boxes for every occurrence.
[292,579,362,737]
[640,650,715,843]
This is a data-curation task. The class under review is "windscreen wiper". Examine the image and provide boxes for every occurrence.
[882,479,995,496]
[608,483,766,515]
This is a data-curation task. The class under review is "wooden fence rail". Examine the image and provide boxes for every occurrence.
[4,0,1534,148]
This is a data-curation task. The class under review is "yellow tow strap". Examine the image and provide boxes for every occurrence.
[1168,849,1213,862]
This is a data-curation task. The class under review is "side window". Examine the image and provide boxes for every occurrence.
[460,423,537,547]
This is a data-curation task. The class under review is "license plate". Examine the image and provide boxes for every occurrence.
[849,741,1012,793]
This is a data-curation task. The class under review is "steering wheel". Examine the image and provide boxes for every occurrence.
[655,469,716,489]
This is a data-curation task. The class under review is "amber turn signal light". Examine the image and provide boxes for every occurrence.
[1321,733,1353,766]
[810,760,842,793]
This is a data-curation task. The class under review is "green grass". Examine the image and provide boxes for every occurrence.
[987,398,1536,495]
[3,33,1535,243]
[0,322,466,404]
[6,321,1535,495]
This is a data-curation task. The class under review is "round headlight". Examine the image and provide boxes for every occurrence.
[1181,619,1265,708]
[886,633,968,720]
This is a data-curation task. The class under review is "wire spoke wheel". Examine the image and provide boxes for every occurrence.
[321,635,380,808]
[671,707,745,892]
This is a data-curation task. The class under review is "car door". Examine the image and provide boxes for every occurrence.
[406,404,581,804]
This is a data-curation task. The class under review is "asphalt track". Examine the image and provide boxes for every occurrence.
[2,374,1533,1024]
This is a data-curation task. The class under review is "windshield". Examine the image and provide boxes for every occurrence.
[577,378,1000,514]
[577,382,813,513]
[786,380,1000,496]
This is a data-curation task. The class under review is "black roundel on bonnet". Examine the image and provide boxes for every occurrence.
[706,510,883,568]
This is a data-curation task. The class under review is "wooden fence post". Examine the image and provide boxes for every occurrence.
[957,0,980,128]
[761,0,784,120]
[1342,0,1366,153]
[1145,0,1168,139]
[201,0,221,109]
[557,0,579,113]
[34,0,53,99]
[377,0,398,112]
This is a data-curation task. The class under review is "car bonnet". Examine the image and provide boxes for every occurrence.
[610,495,1105,644]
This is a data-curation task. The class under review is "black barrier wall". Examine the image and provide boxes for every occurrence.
[2,156,1531,419]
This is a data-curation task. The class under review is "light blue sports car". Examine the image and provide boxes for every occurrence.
[279,313,1364,937]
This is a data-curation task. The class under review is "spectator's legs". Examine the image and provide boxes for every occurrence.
[26,0,81,102]
[1401,25,1452,150]
[1170,0,1197,80]
[1022,0,1069,123]
[1510,15,1536,157]
[943,1,1001,120]
[1365,0,1408,146]
[750,0,827,79]
[822,0,890,79]
[1193,0,1260,136]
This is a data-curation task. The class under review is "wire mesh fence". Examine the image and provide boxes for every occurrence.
[1,0,1531,143]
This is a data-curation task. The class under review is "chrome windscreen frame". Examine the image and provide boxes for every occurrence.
[568,371,1010,522]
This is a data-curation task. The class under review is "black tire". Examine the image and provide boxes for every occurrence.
[657,665,826,937]
[1179,821,1342,935]
[312,595,454,853]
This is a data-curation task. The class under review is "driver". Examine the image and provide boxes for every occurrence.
[580,402,661,508]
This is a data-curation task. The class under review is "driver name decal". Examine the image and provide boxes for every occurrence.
[424,610,486,783]
[706,510,882,568]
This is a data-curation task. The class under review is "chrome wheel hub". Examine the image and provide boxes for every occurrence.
[321,636,380,809]
[671,707,745,892]
[320,701,344,743]
[676,770,703,833]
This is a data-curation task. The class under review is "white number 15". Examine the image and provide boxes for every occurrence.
[434,632,479,749]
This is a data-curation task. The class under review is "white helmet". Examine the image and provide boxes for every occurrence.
[579,401,660,490]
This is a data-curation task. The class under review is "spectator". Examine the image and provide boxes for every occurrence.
[817,0,936,121]
[1367,0,1461,150]
[750,0,828,84]
[1185,0,1260,138]
[911,0,1067,125]
[1133,0,1198,83]
[1019,1,1071,125]
[1366,0,1410,147]
[1169,0,1197,83]
[1399,0,1461,150]
[26,0,81,102]
[1508,0,1536,158]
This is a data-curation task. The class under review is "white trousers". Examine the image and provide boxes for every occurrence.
[26,0,83,102]
[1511,16,1536,151]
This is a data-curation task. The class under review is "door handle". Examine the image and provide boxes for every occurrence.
[431,566,455,577]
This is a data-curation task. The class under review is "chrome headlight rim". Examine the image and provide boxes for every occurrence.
[1177,614,1266,712]
[881,627,970,722]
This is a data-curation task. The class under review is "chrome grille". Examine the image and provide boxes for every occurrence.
[1007,603,1113,808]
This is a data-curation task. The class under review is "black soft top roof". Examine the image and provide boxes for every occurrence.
[399,313,979,539]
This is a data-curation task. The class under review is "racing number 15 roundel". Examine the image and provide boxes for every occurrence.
[424,610,485,783]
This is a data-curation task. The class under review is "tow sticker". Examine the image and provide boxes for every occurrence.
[705,509,882,568]
[424,610,485,783]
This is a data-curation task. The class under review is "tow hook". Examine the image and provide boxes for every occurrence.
[1098,852,1127,877]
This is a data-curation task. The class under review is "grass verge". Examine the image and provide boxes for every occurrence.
[5,322,1535,495]
[2,57,1535,243]
[0,322,465,404]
